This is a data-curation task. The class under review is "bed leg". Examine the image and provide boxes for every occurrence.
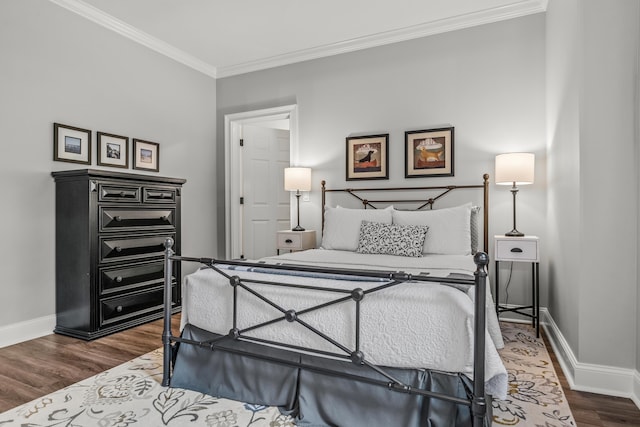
[473,251,489,427]
[162,237,175,387]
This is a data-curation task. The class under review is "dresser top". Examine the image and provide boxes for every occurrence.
[52,169,186,185]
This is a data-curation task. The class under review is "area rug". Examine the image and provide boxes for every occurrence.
[0,322,575,427]
[492,322,575,426]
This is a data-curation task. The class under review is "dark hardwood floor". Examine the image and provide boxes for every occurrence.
[0,316,180,413]
[1,317,639,426]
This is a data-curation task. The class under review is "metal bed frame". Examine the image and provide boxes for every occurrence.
[321,173,490,253]
[161,174,492,427]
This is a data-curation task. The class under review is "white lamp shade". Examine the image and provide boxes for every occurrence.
[495,153,535,185]
[284,167,311,191]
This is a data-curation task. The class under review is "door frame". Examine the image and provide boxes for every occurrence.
[224,104,299,259]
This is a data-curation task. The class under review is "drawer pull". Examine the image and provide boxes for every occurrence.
[510,247,523,253]
[120,191,126,197]
[115,276,123,283]
[161,216,169,221]
[114,215,122,222]
[116,305,123,313]
[115,246,122,253]
[285,239,293,244]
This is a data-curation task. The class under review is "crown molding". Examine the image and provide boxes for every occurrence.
[48,0,218,78]
[217,0,547,77]
[50,0,546,80]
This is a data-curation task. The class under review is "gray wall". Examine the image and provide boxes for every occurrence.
[546,0,639,370]
[0,1,217,332]
[545,0,581,373]
[217,14,547,307]
[579,0,638,370]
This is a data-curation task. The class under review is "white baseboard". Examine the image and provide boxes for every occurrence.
[634,371,640,409]
[0,315,56,348]
[540,308,640,410]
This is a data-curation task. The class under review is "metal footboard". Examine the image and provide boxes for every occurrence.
[162,238,489,427]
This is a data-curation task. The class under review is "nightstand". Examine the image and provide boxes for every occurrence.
[494,235,540,337]
[276,230,316,254]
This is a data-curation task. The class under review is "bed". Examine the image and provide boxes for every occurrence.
[161,174,506,427]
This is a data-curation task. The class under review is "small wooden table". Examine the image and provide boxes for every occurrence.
[494,235,540,337]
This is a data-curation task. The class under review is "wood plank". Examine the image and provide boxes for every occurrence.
[0,316,178,412]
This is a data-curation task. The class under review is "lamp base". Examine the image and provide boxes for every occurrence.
[505,229,524,237]
[292,225,305,231]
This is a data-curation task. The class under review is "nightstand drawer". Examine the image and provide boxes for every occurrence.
[495,238,539,262]
[277,233,304,250]
[276,230,316,252]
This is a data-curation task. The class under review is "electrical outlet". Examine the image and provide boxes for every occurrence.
[302,192,310,202]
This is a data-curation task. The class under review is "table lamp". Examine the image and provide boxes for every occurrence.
[495,153,535,237]
[284,167,311,231]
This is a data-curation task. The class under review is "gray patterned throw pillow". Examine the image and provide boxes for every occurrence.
[356,221,429,257]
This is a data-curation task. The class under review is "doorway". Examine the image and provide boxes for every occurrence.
[224,105,299,259]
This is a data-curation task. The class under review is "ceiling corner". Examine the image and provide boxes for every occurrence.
[48,0,218,79]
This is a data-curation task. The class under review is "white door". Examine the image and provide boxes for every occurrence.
[240,125,290,259]
[224,104,298,260]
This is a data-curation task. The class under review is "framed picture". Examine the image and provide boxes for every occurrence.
[346,134,389,181]
[405,127,454,178]
[133,139,160,172]
[53,123,91,164]
[97,132,129,168]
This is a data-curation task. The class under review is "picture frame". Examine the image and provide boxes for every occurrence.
[53,123,91,165]
[133,139,160,172]
[405,127,454,178]
[97,132,129,169]
[346,134,389,181]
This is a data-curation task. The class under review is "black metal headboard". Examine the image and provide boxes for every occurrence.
[321,174,490,253]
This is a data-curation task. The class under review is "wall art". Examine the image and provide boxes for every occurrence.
[346,134,389,181]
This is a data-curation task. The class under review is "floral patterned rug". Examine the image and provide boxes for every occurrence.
[0,322,574,427]
[493,322,575,426]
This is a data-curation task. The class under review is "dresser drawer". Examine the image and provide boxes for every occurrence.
[100,286,178,327]
[99,183,141,203]
[143,187,177,203]
[99,234,173,263]
[495,238,539,262]
[100,207,175,232]
[99,260,175,295]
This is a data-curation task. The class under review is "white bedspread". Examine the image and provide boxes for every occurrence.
[262,249,504,349]
[180,249,507,399]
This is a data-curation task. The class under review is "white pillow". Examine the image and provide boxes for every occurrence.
[321,207,393,251]
[392,203,472,255]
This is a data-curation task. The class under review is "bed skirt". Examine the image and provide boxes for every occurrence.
[171,324,491,427]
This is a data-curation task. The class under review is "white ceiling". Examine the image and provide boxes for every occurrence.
[51,0,547,78]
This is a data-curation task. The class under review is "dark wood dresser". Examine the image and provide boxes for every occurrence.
[52,169,186,340]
